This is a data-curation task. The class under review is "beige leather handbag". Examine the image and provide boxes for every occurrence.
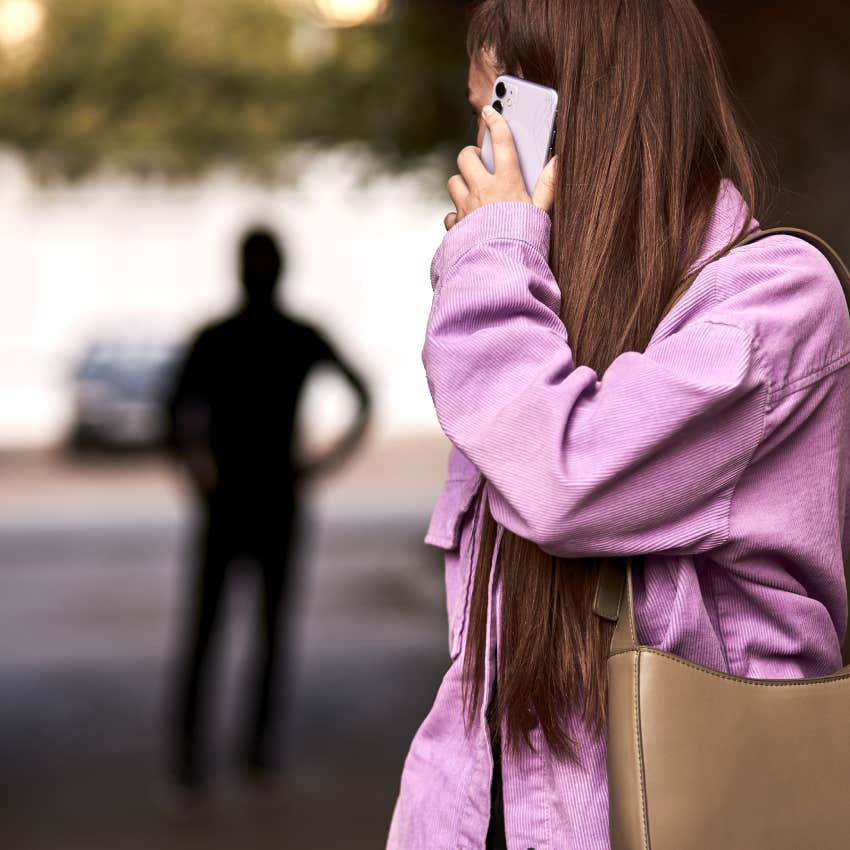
[593,228,850,850]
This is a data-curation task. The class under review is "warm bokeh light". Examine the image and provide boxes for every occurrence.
[314,0,388,27]
[0,0,44,49]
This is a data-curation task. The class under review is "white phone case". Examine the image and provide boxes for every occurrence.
[481,75,558,195]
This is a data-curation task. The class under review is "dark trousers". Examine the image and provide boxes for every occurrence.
[486,731,508,850]
[172,491,300,781]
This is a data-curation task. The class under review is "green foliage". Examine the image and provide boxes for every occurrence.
[0,0,474,181]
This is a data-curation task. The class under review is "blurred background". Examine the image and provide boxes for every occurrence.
[0,1,847,848]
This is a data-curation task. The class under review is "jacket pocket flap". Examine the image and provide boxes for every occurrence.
[424,447,483,549]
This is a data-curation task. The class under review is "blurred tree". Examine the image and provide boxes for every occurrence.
[0,0,474,181]
[0,0,847,257]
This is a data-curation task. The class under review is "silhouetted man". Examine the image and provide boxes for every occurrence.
[167,227,372,788]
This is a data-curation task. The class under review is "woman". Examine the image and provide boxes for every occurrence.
[388,2,850,849]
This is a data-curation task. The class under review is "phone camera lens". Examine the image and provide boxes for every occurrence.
[492,100,503,114]
[495,81,507,98]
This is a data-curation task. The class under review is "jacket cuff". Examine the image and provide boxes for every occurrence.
[430,202,553,289]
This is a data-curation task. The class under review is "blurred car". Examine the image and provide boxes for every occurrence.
[69,338,183,451]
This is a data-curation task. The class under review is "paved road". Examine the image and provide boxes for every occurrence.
[0,449,453,850]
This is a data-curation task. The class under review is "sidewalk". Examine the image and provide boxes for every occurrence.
[0,432,455,850]
[0,431,452,528]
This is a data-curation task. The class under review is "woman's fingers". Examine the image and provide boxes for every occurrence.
[457,145,487,186]
[481,105,520,176]
[442,105,536,230]
[447,173,468,211]
[532,155,558,213]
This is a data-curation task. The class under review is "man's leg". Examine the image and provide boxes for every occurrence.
[241,499,301,771]
[172,511,231,787]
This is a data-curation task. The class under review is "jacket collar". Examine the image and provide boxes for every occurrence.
[687,178,760,276]
[645,179,760,349]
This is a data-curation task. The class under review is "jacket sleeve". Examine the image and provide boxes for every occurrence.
[422,202,768,559]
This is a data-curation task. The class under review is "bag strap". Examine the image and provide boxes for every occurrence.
[593,227,850,658]
[739,227,850,290]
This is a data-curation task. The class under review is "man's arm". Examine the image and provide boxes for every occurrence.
[165,333,219,496]
[295,330,373,483]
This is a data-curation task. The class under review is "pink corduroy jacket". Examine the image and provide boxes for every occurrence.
[386,180,850,850]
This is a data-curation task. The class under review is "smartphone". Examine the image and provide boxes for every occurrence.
[480,74,558,195]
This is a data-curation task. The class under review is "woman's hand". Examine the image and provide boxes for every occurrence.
[444,104,557,231]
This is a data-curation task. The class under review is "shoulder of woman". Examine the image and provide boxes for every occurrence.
[707,233,850,398]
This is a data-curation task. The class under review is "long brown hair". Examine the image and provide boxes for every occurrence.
[463,0,766,761]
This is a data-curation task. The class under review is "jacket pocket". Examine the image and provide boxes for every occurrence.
[425,446,484,659]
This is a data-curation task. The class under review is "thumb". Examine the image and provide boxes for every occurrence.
[532,155,557,213]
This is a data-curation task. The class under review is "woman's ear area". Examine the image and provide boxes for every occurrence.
[467,50,498,147]
[468,47,500,110]
[468,48,501,147]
